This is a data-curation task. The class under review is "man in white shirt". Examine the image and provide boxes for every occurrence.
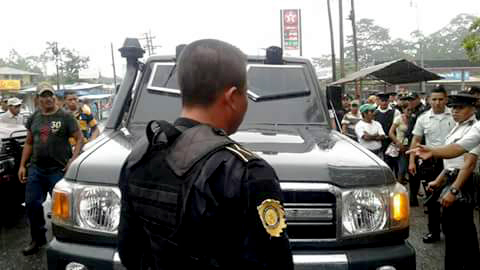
[0,97,24,125]
[409,86,455,244]
[355,103,386,156]
[425,93,480,270]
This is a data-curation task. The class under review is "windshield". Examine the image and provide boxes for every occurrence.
[129,61,326,127]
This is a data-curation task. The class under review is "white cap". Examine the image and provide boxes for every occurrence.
[7,97,22,106]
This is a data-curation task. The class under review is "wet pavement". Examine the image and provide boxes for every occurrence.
[1,200,479,269]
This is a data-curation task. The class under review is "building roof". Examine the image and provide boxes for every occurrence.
[329,59,443,86]
[0,66,40,76]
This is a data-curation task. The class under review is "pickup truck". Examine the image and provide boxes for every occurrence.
[0,123,27,221]
[47,38,415,270]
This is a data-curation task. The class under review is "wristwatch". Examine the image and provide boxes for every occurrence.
[449,187,459,196]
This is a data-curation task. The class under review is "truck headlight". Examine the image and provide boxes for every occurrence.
[77,187,121,232]
[52,180,121,235]
[342,183,409,237]
[342,189,388,234]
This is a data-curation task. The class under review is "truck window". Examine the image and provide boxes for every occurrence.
[129,62,326,128]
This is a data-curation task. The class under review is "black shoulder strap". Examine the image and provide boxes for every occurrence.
[146,120,182,146]
[126,120,181,170]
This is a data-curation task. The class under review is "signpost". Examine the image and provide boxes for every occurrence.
[281,9,302,57]
[0,80,21,91]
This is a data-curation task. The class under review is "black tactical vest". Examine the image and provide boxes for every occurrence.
[374,109,395,135]
[122,120,255,269]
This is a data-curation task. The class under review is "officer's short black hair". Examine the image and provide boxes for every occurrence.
[431,85,447,96]
[64,90,77,98]
[177,39,247,107]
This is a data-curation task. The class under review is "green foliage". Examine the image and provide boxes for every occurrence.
[0,49,44,75]
[463,17,480,62]
[43,42,90,84]
[0,42,90,85]
[421,14,477,60]
[342,13,478,70]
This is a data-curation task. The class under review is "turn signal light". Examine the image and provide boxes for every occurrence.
[392,193,408,222]
[52,190,70,220]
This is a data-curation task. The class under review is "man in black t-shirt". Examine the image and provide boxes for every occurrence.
[17,82,84,255]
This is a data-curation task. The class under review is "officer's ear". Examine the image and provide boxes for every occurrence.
[224,86,241,111]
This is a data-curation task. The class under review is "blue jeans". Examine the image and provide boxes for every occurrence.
[25,164,64,242]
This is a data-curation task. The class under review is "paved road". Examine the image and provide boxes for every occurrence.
[1,200,479,270]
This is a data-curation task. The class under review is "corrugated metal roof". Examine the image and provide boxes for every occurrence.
[0,66,40,76]
[329,59,443,86]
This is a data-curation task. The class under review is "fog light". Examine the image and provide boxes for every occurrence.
[376,266,396,270]
[66,262,88,270]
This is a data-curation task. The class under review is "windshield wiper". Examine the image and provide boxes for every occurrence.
[162,64,177,87]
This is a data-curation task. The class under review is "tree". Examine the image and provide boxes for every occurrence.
[463,17,480,62]
[43,42,90,84]
[0,49,43,74]
[419,13,477,60]
[345,19,416,68]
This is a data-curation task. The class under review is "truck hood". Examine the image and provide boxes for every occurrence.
[68,125,393,187]
[0,123,27,139]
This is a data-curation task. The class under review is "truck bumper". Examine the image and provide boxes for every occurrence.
[47,238,415,270]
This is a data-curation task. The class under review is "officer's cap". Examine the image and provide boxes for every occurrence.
[469,86,480,95]
[447,92,478,107]
[376,92,390,101]
[400,92,419,101]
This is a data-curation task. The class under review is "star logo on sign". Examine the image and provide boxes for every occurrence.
[285,12,297,23]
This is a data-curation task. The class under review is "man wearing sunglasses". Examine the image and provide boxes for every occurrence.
[17,82,84,255]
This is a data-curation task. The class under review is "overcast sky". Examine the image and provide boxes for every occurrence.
[2,0,479,77]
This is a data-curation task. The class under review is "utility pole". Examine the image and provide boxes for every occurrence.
[327,0,336,81]
[111,43,117,87]
[350,0,358,73]
[339,0,345,79]
[411,0,425,93]
[52,42,61,91]
[349,0,360,99]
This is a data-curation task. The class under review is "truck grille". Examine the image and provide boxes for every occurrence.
[281,183,337,240]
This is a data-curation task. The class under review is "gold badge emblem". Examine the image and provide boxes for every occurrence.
[257,199,287,237]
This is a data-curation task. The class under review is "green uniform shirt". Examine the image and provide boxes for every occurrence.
[26,109,78,169]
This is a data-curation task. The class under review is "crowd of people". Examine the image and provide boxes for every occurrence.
[339,85,480,270]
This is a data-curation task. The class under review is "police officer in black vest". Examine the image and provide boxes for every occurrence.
[375,93,400,165]
[117,39,293,270]
[405,92,429,206]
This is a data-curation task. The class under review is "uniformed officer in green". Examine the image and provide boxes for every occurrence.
[118,39,293,270]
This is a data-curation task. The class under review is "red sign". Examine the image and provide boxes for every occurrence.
[281,9,302,56]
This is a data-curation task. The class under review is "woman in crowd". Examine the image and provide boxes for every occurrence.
[388,102,411,183]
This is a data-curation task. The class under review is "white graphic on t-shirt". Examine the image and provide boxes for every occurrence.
[51,121,62,134]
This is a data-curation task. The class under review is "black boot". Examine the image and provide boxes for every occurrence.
[22,238,47,255]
